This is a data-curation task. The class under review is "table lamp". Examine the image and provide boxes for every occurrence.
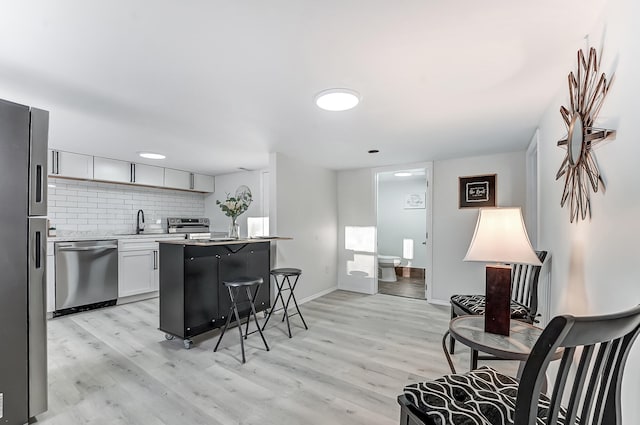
[463,207,541,335]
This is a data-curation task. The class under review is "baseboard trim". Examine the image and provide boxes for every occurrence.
[298,286,338,305]
[117,291,159,305]
[269,286,338,314]
[428,298,451,307]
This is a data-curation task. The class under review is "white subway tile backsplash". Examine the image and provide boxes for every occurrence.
[48,177,206,235]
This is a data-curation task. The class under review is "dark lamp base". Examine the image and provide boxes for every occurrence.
[484,265,512,336]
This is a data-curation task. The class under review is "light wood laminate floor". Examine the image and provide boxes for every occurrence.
[39,290,516,425]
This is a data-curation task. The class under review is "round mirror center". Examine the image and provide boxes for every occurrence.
[568,115,584,166]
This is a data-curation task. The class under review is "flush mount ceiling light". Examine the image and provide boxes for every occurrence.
[315,88,360,111]
[394,172,413,177]
[138,152,166,160]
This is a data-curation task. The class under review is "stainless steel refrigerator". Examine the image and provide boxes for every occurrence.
[0,99,48,424]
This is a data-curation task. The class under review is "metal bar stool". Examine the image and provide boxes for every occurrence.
[261,268,308,338]
[214,276,269,363]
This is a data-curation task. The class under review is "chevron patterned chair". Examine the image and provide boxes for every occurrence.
[398,305,640,425]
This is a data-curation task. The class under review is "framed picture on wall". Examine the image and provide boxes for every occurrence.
[404,193,426,209]
[459,174,496,208]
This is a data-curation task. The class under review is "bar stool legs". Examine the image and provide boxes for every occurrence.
[214,277,269,364]
[262,268,308,338]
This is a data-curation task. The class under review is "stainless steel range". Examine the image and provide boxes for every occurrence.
[167,217,211,240]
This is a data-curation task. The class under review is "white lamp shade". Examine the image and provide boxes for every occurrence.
[464,207,541,265]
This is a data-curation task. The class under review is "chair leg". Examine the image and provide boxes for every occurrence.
[449,307,457,354]
[261,275,287,331]
[214,301,236,352]
[280,276,294,338]
[246,286,269,351]
[287,274,308,330]
[229,288,246,364]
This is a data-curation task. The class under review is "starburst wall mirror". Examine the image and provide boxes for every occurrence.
[556,47,616,223]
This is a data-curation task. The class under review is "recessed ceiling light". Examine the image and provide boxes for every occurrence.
[138,152,166,160]
[394,172,413,177]
[315,88,361,111]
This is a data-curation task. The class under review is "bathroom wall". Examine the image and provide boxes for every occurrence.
[377,176,428,268]
[48,177,205,235]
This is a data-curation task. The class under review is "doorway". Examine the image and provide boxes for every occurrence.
[375,165,432,300]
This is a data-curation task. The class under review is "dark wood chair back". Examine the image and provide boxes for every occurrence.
[515,304,640,425]
[511,250,548,322]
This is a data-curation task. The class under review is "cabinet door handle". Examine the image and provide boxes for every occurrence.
[51,150,57,174]
[131,163,136,183]
[153,250,158,270]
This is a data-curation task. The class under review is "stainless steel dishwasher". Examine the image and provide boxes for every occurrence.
[54,240,118,316]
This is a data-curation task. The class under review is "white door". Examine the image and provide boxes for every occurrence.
[374,162,433,300]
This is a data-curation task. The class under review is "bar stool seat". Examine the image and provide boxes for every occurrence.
[262,267,308,338]
[214,276,269,363]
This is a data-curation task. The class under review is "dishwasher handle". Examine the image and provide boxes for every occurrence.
[57,245,118,252]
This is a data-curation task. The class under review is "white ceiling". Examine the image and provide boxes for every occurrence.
[0,1,608,175]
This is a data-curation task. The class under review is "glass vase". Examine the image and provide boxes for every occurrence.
[229,220,240,239]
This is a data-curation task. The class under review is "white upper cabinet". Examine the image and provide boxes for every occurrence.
[193,173,215,193]
[133,163,164,187]
[164,168,191,190]
[48,150,94,180]
[93,157,131,183]
[48,149,215,192]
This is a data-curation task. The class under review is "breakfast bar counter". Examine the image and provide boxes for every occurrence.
[158,237,290,349]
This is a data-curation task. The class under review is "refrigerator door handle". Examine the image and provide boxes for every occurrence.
[35,164,43,204]
[35,230,42,268]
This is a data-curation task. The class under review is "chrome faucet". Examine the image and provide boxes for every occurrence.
[136,209,145,234]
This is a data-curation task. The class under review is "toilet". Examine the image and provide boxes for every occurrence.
[378,255,401,282]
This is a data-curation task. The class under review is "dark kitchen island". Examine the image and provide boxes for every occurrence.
[158,237,289,349]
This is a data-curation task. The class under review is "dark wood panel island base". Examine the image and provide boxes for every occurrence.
[158,238,289,349]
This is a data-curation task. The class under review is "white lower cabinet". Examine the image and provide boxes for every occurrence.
[118,240,159,298]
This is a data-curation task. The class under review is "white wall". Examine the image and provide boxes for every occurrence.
[377,177,428,268]
[536,0,640,421]
[337,168,377,294]
[204,170,266,237]
[48,177,204,235]
[270,153,338,302]
[431,151,527,303]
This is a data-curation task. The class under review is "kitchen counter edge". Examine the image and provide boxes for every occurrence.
[158,237,292,246]
[49,234,187,242]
